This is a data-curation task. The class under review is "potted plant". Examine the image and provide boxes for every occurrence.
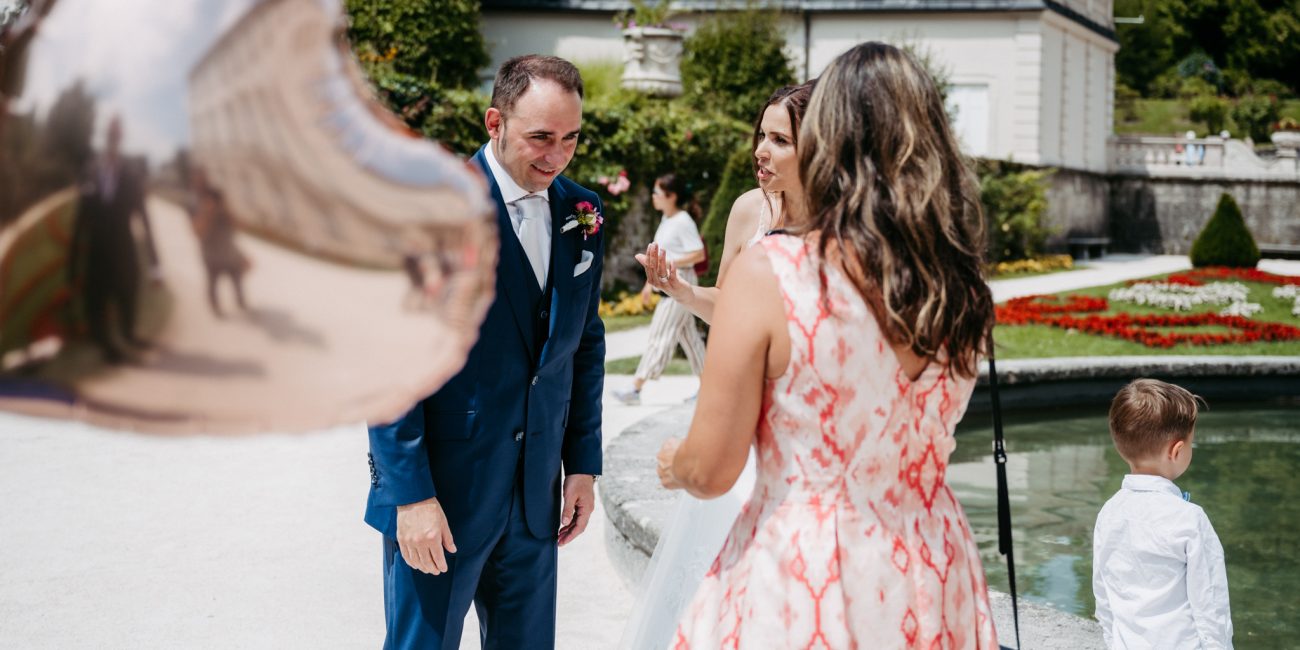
[1270,117,1300,150]
[615,0,686,97]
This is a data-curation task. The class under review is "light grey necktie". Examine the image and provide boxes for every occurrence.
[515,195,549,289]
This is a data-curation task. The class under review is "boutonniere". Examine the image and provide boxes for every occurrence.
[561,201,603,240]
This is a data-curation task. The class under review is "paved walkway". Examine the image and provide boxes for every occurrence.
[2,254,1296,647]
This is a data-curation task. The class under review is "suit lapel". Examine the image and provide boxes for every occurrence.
[473,147,538,361]
[539,183,577,368]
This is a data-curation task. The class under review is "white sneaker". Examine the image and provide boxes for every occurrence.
[613,387,641,405]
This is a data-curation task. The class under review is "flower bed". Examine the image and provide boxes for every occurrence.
[992,254,1074,277]
[996,267,1300,349]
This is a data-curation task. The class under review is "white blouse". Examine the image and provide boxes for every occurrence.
[1093,474,1233,649]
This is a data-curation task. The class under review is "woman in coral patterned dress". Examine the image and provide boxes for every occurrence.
[656,42,998,649]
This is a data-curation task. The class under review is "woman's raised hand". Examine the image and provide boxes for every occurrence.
[635,243,689,301]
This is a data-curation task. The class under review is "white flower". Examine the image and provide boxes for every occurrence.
[1273,285,1300,316]
[1218,302,1262,317]
[1110,281,1260,318]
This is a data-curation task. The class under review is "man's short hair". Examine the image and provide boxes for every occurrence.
[1108,378,1203,461]
[490,55,584,116]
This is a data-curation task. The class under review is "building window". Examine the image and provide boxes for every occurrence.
[948,84,990,157]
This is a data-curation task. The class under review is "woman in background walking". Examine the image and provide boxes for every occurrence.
[614,173,706,405]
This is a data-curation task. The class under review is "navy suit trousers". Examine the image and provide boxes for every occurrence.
[381,472,557,650]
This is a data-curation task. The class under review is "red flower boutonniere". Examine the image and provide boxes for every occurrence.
[561,201,603,240]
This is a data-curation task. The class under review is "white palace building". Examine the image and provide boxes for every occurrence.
[479,0,1119,174]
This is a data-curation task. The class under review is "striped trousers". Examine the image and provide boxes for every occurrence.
[635,272,706,382]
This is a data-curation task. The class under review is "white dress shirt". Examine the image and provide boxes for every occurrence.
[1093,474,1233,649]
[484,142,551,288]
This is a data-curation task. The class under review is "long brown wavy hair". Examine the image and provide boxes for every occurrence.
[796,42,993,377]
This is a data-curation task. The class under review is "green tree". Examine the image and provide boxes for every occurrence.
[344,0,488,90]
[1189,193,1260,268]
[978,161,1054,263]
[1115,0,1300,97]
[1230,94,1280,141]
[696,145,756,286]
[1188,94,1229,133]
[680,7,796,125]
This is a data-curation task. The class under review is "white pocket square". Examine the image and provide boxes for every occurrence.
[573,250,594,277]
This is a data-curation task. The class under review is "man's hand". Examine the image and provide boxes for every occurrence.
[395,497,457,575]
[557,474,596,547]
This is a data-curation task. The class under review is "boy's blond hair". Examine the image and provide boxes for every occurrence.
[1108,378,1203,461]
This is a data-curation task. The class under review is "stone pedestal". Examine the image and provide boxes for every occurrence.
[621,27,683,97]
[1271,130,1300,151]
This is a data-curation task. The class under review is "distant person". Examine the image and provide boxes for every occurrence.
[613,173,706,405]
[189,168,248,317]
[1093,379,1233,649]
[1184,130,1205,166]
[68,116,157,363]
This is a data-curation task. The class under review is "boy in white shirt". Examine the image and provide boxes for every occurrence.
[1093,378,1233,649]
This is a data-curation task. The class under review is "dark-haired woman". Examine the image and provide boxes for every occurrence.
[636,82,814,325]
[613,173,707,406]
[659,42,998,647]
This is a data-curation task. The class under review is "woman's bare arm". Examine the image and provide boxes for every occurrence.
[636,189,764,324]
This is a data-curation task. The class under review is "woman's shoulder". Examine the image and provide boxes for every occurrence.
[730,188,768,217]
[723,189,765,233]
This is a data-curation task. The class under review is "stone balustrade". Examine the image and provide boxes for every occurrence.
[1110,135,1300,180]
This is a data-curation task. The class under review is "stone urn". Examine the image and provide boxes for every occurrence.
[621,26,683,97]
[1271,130,1300,151]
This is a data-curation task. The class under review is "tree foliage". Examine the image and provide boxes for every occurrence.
[344,0,488,91]
[1115,0,1300,97]
[978,161,1055,263]
[680,7,796,125]
[696,145,757,286]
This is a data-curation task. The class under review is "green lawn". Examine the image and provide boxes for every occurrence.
[995,273,1300,359]
[605,355,695,376]
[1116,98,1300,136]
[601,313,653,333]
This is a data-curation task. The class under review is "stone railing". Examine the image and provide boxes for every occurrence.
[1109,135,1300,180]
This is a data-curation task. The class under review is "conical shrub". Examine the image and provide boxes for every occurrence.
[1189,193,1260,268]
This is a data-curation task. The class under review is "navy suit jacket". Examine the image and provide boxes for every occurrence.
[365,146,606,550]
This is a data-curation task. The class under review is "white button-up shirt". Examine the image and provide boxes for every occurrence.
[483,142,551,241]
[1093,474,1233,649]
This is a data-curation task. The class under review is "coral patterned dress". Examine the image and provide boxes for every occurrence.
[673,234,998,649]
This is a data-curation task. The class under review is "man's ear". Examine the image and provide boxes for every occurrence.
[485,107,503,140]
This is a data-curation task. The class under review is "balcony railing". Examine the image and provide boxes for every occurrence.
[1109,135,1300,180]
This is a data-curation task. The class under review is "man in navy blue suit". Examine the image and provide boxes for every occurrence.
[365,55,605,649]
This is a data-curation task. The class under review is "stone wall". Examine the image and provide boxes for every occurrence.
[1044,167,1110,246]
[1037,167,1300,255]
[1109,177,1300,254]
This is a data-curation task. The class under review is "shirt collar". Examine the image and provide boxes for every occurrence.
[484,141,548,206]
[1121,474,1183,498]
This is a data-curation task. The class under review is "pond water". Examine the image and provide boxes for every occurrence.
[950,402,1299,649]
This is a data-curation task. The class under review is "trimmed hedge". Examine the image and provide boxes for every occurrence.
[1190,193,1261,268]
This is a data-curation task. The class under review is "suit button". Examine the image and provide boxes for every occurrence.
[514,431,524,442]
[539,310,548,320]
[531,376,539,386]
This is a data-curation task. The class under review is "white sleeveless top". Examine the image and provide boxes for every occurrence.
[745,192,782,248]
